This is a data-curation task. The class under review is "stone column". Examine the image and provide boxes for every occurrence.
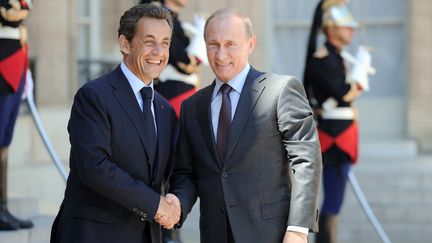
[408,0,432,152]
[26,0,77,105]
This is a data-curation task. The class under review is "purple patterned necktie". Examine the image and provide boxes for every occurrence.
[217,83,232,161]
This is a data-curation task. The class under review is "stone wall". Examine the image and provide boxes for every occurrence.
[408,0,432,152]
[26,0,76,105]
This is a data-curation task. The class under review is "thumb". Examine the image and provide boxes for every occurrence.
[164,196,173,204]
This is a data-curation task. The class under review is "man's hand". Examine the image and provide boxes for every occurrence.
[283,231,308,243]
[154,194,181,229]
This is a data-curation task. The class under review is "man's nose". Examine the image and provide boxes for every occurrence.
[152,43,165,54]
[215,47,227,61]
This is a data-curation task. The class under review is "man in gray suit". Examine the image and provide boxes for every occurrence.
[158,8,322,243]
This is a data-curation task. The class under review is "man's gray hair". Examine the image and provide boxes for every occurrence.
[204,8,254,38]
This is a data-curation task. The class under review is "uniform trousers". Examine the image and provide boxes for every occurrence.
[321,162,350,214]
[0,73,25,147]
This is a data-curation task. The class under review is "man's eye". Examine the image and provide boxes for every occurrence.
[144,41,155,46]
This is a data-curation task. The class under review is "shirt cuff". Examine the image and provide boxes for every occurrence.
[286,226,309,235]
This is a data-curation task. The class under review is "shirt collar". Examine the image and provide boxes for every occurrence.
[213,63,250,98]
[120,62,154,100]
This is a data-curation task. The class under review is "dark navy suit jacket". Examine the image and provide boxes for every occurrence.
[51,66,177,243]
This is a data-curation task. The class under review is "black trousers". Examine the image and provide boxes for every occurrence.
[226,215,235,243]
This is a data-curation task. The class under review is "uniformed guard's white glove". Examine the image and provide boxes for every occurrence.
[182,14,208,65]
[348,46,376,92]
[21,68,34,100]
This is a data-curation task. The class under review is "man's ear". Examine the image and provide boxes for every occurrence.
[118,35,130,55]
[247,35,257,54]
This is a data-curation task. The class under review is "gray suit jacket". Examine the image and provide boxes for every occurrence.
[170,67,322,243]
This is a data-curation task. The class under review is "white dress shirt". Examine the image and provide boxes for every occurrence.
[210,63,309,236]
[120,62,157,133]
[211,64,250,139]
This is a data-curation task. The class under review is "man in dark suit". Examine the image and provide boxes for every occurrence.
[159,8,322,243]
[50,4,180,243]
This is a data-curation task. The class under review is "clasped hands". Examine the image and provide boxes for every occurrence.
[154,193,181,229]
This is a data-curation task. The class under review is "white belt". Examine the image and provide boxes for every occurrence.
[320,107,355,120]
[0,26,20,40]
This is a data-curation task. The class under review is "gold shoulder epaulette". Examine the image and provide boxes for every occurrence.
[313,46,329,59]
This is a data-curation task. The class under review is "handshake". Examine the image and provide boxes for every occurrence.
[154,193,181,229]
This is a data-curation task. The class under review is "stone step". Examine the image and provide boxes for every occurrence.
[338,222,431,243]
[355,158,432,172]
[9,163,66,216]
[0,215,54,243]
[350,174,432,189]
[341,202,432,224]
[330,156,432,243]
[8,198,40,219]
[359,138,418,158]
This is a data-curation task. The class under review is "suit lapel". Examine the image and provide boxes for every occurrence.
[224,67,267,166]
[153,94,170,182]
[111,67,155,169]
[197,83,223,169]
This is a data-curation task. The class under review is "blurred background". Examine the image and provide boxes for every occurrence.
[2,0,432,242]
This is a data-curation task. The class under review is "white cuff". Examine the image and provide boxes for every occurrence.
[286,226,309,235]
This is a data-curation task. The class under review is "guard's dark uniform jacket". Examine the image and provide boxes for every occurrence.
[154,8,197,117]
[0,0,31,95]
[306,41,359,165]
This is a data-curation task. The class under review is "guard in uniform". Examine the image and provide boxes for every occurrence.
[0,0,33,230]
[141,0,206,118]
[303,1,373,242]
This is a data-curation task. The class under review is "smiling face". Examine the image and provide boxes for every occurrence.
[119,17,171,84]
[204,14,256,82]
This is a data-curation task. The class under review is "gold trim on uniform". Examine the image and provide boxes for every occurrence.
[0,5,29,22]
[177,54,200,75]
[322,0,348,11]
[313,46,329,59]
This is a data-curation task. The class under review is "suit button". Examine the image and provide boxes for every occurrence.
[220,205,226,212]
[222,171,228,178]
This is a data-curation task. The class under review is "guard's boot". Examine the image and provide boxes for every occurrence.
[315,214,338,243]
[0,147,33,230]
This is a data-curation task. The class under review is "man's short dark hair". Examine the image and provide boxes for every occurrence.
[118,3,173,42]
